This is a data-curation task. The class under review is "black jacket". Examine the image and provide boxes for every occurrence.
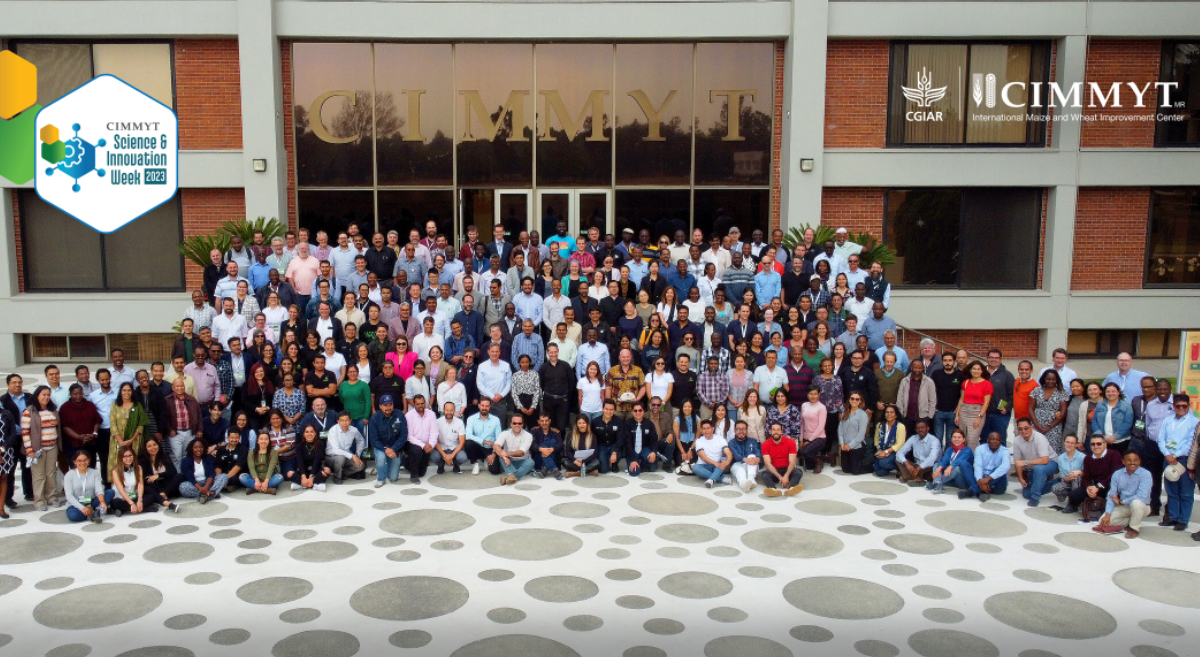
[591,415,625,448]
[255,281,298,310]
[0,393,36,428]
[133,385,170,438]
[294,438,326,475]
[621,418,660,461]
[841,365,879,410]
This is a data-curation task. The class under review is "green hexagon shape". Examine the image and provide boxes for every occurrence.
[0,105,41,184]
[41,139,65,164]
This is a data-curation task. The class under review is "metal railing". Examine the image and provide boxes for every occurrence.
[895,325,990,364]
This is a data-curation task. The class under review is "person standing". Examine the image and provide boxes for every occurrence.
[1157,394,1198,532]
[0,375,35,507]
[20,386,61,511]
[86,370,119,485]
[982,348,1015,440]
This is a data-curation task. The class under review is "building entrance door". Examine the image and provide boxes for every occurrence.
[535,189,613,240]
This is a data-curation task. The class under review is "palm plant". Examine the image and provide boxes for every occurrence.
[220,217,287,244]
[179,233,231,269]
[780,223,896,268]
[177,217,287,269]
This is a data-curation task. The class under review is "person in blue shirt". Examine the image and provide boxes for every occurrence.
[464,398,502,475]
[1101,353,1153,397]
[928,427,973,494]
[859,302,898,352]
[1097,451,1153,538]
[961,431,1010,501]
[666,260,697,301]
[753,256,782,310]
[544,221,576,259]
[1157,393,1198,532]
[247,258,274,292]
[368,395,408,486]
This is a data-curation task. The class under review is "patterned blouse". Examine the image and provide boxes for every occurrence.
[272,387,307,422]
[512,370,542,410]
[813,374,845,415]
[766,403,803,440]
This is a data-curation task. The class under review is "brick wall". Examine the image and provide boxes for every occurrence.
[820,188,885,237]
[181,189,247,290]
[281,41,297,230]
[771,41,785,232]
[1071,187,1150,290]
[175,39,243,150]
[824,40,890,148]
[1080,39,1161,148]
[899,330,1040,360]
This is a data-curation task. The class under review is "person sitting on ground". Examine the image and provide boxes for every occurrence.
[894,418,942,485]
[212,429,248,491]
[291,424,329,491]
[1049,433,1085,507]
[760,421,804,497]
[1013,417,1058,508]
[324,411,366,484]
[529,412,562,480]
[1095,451,1152,539]
[493,415,535,485]
[927,428,973,494]
[180,438,227,504]
[108,447,150,517]
[623,402,661,477]
[64,449,112,523]
[872,404,907,477]
[728,420,763,493]
[962,431,1010,502]
[563,415,599,478]
[241,431,282,495]
[1062,433,1124,521]
[139,437,182,511]
[693,418,733,489]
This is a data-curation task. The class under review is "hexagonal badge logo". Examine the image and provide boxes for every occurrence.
[34,75,178,233]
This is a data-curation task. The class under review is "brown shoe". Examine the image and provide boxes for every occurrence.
[505,474,518,485]
[1125,528,1139,539]
[246,488,255,495]
[587,470,599,477]
[264,488,277,495]
[813,457,824,475]
[763,488,783,498]
[784,484,804,497]
[564,471,580,478]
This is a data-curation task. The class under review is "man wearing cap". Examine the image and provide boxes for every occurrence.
[616,228,636,261]
[727,227,744,252]
[1157,393,1197,532]
[369,394,408,487]
[833,227,863,261]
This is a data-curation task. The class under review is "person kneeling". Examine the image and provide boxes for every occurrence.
[492,416,535,485]
[760,421,804,497]
[325,412,367,484]
[896,419,941,485]
[1095,452,1152,539]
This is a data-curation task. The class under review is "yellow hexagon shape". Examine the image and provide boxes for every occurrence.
[0,51,37,120]
[39,124,58,144]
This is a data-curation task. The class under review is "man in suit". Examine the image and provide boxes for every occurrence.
[224,337,254,416]
[571,281,599,321]
[485,224,513,273]
[308,301,345,346]
[1,374,36,506]
[255,269,297,310]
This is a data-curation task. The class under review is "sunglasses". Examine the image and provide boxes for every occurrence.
[1175,403,1190,409]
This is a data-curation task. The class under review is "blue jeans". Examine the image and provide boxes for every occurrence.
[1165,468,1195,525]
[239,473,283,489]
[628,446,658,476]
[982,412,1011,442]
[693,462,723,483]
[1021,464,1058,504]
[431,449,468,470]
[943,467,972,491]
[502,457,536,481]
[968,473,1008,496]
[933,411,957,447]
[532,449,560,472]
[581,411,602,424]
[873,453,898,477]
[375,447,404,481]
[598,444,619,473]
[66,490,115,522]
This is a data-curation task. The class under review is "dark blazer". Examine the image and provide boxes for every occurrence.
[255,281,298,310]
[164,393,202,435]
[620,418,660,462]
[181,454,217,485]
[638,274,670,305]
[294,438,327,475]
[133,385,169,438]
[571,297,600,324]
[485,240,514,272]
[0,392,37,423]
[307,316,345,344]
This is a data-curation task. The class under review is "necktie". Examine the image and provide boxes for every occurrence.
[635,424,643,454]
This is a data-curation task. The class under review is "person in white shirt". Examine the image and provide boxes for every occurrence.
[692,418,732,488]
[549,323,578,369]
[413,317,446,364]
[321,338,347,382]
[433,402,468,474]
[211,298,249,350]
[753,350,789,399]
[492,416,535,484]
[405,361,432,413]
[813,241,848,280]
[697,263,722,305]
[700,234,731,277]
[833,227,864,261]
[324,411,365,484]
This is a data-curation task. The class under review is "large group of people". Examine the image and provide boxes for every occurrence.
[0,220,1196,542]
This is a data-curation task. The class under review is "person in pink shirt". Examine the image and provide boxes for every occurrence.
[403,394,438,484]
[799,386,828,472]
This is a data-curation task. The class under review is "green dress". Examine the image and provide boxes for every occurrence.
[108,402,149,475]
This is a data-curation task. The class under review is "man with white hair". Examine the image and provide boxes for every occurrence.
[916,338,939,372]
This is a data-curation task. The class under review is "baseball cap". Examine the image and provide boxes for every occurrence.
[729,227,740,233]
[1165,462,1185,482]
[810,274,822,281]
[380,394,394,405]
[622,228,634,235]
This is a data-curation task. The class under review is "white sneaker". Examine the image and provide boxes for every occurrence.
[472,463,480,475]
[374,480,386,489]
[721,475,732,485]
[314,483,326,492]
[742,480,753,493]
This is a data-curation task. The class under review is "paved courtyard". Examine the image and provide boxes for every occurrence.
[0,467,1195,657]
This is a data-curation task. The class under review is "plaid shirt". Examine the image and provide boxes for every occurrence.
[214,359,234,399]
[700,347,732,374]
[800,287,832,310]
[696,371,731,408]
[185,304,217,331]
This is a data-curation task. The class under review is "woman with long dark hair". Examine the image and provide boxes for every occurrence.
[563,415,599,478]
[21,385,62,510]
[139,436,181,510]
[106,382,148,476]
[109,446,148,516]
[245,363,275,430]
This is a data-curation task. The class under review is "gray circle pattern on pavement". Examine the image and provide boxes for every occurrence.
[794,500,856,516]
[850,481,907,495]
[288,541,358,563]
[380,509,475,536]
[143,542,215,563]
[907,629,998,657]
[884,533,953,555]
[279,608,320,623]
[350,576,469,620]
[1113,567,1200,609]
[741,527,843,558]
[643,619,685,635]
[628,492,718,516]
[913,585,951,600]
[707,607,748,623]
[258,501,353,526]
[184,572,220,585]
[923,608,965,624]
[617,595,655,609]
[34,584,162,630]
[210,629,250,645]
[0,532,83,564]
[389,630,432,648]
[655,523,719,543]
[606,569,641,581]
[487,607,526,624]
[855,639,900,657]
[449,634,580,657]
[524,575,599,603]
[658,571,733,599]
[948,569,984,582]
[924,510,1027,538]
[550,502,609,519]
[983,591,1117,639]
[784,577,904,619]
[791,625,834,642]
[164,614,206,630]
[563,615,603,631]
[482,528,582,560]
[271,630,358,657]
[236,577,313,605]
[46,644,92,657]
[1054,531,1128,553]
[1138,619,1184,636]
[474,494,530,509]
[703,636,791,657]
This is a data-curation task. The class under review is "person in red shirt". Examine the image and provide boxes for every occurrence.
[1012,360,1039,422]
[760,421,804,497]
[956,361,994,449]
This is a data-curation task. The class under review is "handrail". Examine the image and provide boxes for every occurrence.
[895,324,991,364]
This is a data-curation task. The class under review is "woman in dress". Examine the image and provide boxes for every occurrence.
[337,365,372,436]
[955,360,993,448]
[799,386,829,472]
[726,354,753,422]
[839,392,870,475]
[437,366,467,420]
[512,354,543,427]
[107,382,149,476]
[673,399,699,474]
[1029,369,1070,454]
[801,337,825,371]
[589,271,609,301]
[245,363,275,430]
[577,361,605,423]
[739,389,767,442]
[656,287,679,325]
[766,388,803,443]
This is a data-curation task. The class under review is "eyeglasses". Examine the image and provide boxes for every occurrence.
[1175,403,1190,409]
[651,403,662,408]
[1090,441,1105,446]
[633,409,644,413]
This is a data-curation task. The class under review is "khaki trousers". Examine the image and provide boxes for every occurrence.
[1109,499,1149,531]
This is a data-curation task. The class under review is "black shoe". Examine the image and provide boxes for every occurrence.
[410,477,420,485]
[113,509,123,518]
[1061,505,1078,514]
[437,465,445,475]
[212,493,221,500]
[453,465,462,474]
[1158,518,1175,527]
[1174,522,1188,532]
[0,512,9,520]
[1191,531,1200,542]
[4,500,16,510]
[978,493,991,503]
[957,490,973,500]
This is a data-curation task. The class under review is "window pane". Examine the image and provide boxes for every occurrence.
[899,44,968,145]
[616,44,693,185]
[103,196,184,290]
[1157,43,1200,145]
[884,189,961,286]
[615,189,690,239]
[15,43,92,107]
[92,43,174,108]
[694,43,773,185]
[298,190,375,239]
[374,44,454,186]
[965,44,1031,144]
[455,43,533,187]
[292,43,375,187]
[1147,188,1200,286]
[959,188,1041,289]
[21,192,103,290]
[693,189,768,241]
[69,336,108,359]
[377,190,455,243]
[30,336,68,360]
[535,44,613,186]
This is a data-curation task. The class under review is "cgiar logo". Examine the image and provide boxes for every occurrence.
[34,75,178,233]
[900,68,947,121]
